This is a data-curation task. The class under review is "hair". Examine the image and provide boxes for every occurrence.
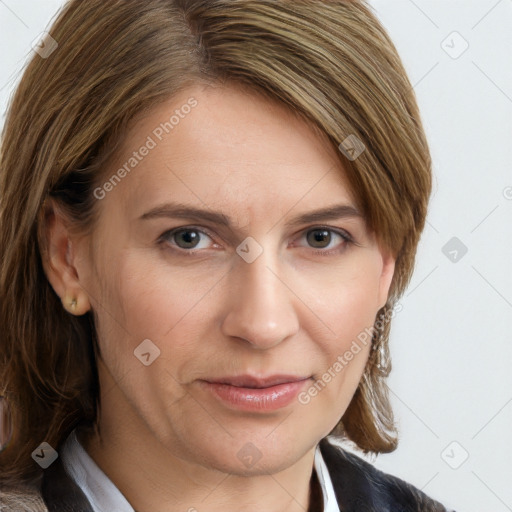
[0,0,431,485]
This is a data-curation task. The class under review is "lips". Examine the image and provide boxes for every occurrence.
[199,374,311,412]
[208,375,309,389]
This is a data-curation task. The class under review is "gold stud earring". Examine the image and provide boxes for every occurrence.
[63,295,78,314]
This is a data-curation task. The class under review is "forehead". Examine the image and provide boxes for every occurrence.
[101,83,357,219]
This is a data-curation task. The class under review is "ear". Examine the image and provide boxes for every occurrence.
[40,198,91,316]
[377,245,396,310]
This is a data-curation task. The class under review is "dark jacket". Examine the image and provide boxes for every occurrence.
[0,437,453,511]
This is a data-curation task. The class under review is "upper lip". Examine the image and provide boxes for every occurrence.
[204,375,310,389]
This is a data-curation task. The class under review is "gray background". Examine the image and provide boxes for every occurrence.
[1,1,511,510]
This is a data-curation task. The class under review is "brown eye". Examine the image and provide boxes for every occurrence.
[306,229,332,248]
[173,229,202,249]
[299,227,353,255]
[159,226,218,256]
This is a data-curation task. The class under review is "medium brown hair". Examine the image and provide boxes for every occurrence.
[0,0,431,485]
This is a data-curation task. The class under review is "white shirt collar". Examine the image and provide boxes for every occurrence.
[314,441,340,512]
[61,429,132,512]
[61,429,340,512]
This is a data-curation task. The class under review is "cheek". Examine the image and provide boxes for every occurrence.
[319,280,376,385]
[99,250,221,359]
[296,252,382,406]
[299,249,384,341]
[89,251,209,413]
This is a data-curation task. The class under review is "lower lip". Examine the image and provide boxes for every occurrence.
[200,379,309,412]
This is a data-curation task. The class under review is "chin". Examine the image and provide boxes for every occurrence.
[172,426,313,476]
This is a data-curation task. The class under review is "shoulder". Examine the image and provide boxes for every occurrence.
[319,437,453,512]
[0,485,48,512]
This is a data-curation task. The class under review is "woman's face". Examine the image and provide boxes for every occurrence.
[70,83,395,475]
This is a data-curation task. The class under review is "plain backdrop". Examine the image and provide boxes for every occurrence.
[1,1,511,511]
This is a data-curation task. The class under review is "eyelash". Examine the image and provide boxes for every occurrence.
[158,225,355,258]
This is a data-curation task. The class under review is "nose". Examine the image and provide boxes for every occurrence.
[220,246,300,349]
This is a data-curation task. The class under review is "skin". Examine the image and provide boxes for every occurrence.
[43,82,395,512]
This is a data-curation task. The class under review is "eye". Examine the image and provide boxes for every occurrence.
[160,227,215,252]
[299,227,353,254]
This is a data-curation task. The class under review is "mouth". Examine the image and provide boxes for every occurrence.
[206,374,310,388]
[198,374,311,412]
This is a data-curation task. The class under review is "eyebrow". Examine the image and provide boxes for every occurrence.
[139,202,363,229]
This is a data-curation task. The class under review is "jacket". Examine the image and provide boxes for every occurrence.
[0,437,452,511]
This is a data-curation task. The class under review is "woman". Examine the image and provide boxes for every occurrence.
[0,0,453,510]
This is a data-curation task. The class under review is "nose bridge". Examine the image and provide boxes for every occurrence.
[220,240,299,349]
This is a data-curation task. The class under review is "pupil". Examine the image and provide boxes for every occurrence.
[308,229,330,248]
[177,230,199,248]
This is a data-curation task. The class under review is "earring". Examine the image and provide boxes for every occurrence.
[376,339,385,371]
[63,295,78,314]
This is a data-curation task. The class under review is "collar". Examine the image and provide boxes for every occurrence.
[51,428,340,512]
